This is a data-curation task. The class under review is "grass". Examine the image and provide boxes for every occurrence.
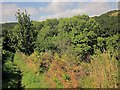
[14,51,48,88]
[13,51,119,88]
[79,51,119,88]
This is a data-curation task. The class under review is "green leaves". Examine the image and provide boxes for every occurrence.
[2,10,119,88]
[35,26,56,52]
[93,10,120,37]
[35,15,100,60]
[106,34,119,51]
[63,74,71,81]
[2,59,21,88]
[96,34,119,53]
[97,37,106,51]
[15,10,35,55]
[69,16,99,58]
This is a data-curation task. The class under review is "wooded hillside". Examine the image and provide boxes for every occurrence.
[2,10,120,88]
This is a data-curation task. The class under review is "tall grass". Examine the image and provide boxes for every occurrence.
[14,52,48,88]
[79,51,119,88]
[13,51,119,88]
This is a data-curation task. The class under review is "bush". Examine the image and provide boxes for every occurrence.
[14,52,50,88]
[2,60,21,88]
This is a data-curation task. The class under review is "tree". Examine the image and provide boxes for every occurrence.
[35,18,59,52]
[35,26,57,52]
[93,10,120,37]
[15,10,35,55]
[97,37,106,52]
[2,23,17,52]
[106,34,119,52]
[69,15,99,60]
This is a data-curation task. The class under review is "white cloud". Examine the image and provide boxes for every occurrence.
[2,0,119,2]
[46,2,65,13]
[0,2,2,23]
[40,8,85,21]
[2,4,18,16]
[2,0,90,2]
[2,4,18,22]
[25,7,39,15]
[79,2,111,16]
[38,2,73,14]
[1,2,118,23]
[91,0,119,2]
[38,3,63,14]
[51,0,119,2]
[2,3,39,22]
[39,2,116,21]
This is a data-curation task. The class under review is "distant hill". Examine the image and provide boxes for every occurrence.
[101,10,120,17]
[93,10,120,37]
[2,22,17,29]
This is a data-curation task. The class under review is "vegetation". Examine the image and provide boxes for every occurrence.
[79,51,118,88]
[2,9,120,88]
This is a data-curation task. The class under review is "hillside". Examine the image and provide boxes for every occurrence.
[93,10,120,37]
[2,10,120,88]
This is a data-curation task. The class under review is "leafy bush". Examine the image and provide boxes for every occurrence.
[14,52,50,88]
[2,50,14,64]
[2,60,21,88]
[106,34,119,52]
[35,27,56,52]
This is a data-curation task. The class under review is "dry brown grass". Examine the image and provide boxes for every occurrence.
[45,53,85,88]
[109,12,119,17]
[79,51,118,88]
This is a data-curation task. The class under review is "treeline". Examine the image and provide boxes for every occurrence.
[2,10,119,59]
[2,10,120,88]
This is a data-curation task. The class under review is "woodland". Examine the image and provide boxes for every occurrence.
[2,10,120,88]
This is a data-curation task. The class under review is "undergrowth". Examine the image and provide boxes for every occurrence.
[13,51,119,88]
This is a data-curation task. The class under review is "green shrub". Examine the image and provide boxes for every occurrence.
[2,60,21,88]
[14,52,49,88]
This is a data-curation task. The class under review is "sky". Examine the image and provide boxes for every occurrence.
[1,0,119,23]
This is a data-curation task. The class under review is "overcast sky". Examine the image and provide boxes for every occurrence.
[1,0,119,23]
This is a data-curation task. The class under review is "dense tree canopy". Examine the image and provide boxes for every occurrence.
[93,10,120,37]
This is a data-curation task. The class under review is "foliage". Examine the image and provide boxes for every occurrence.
[93,10,120,37]
[2,23,17,52]
[35,18,59,52]
[36,15,100,60]
[45,52,85,88]
[35,26,57,52]
[2,50,21,88]
[2,60,21,88]
[2,9,119,88]
[106,34,119,52]
[68,15,99,59]
[14,52,48,88]
[15,10,35,55]
[97,37,106,52]
[2,50,14,64]
[79,51,119,88]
